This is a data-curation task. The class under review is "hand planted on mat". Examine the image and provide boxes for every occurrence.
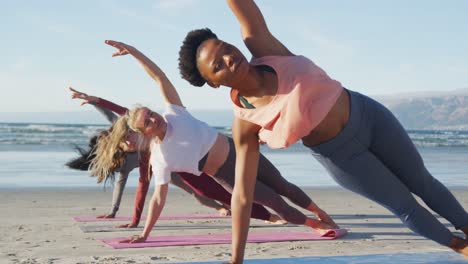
[315,209,339,229]
[105,40,135,57]
[115,223,138,228]
[96,213,115,219]
[314,220,339,235]
[119,235,147,244]
[69,87,99,106]
[217,207,231,217]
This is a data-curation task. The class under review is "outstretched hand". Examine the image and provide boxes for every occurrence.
[69,87,99,106]
[105,40,134,57]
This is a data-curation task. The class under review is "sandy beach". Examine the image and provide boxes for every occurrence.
[1,186,466,263]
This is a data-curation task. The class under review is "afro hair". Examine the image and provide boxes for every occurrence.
[178,28,218,87]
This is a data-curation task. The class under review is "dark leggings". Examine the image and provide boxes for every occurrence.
[212,138,312,225]
[308,89,468,246]
[174,172,271,221]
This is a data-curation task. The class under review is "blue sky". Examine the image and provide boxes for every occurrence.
[1,0,467,114]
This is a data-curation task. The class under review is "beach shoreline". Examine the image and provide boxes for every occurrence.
[2,186,467,263]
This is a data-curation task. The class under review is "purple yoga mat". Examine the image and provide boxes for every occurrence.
[99,229,348,249]
[73,214,228,222]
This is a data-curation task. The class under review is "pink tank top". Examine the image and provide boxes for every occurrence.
[231,55,343,149]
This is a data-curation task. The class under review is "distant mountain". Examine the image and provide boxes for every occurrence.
[375,88,468,130]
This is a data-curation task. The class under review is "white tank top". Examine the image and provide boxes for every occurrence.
[150,104,218,185]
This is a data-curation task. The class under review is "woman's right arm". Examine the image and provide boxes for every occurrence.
[230,117,261,264]
[119,183,169,243]
[226,0,293,58]
[105,40,183,107]
[140,183,169,240]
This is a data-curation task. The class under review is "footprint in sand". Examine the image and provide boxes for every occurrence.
[288,244,306,250]
[150,256,169,261]
[215,252,231,257]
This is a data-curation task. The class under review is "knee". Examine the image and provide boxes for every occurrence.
[389,199,420,222]
[278,182,298,197]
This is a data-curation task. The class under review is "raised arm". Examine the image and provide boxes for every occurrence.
[94,98,128,116]
[230,117,262,263]
[226,0,293,58]
[94,105,119,124]
[105,40,183,107]
[69,87,128,117]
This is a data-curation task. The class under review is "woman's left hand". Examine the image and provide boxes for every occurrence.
[115,223,138,228]
[105,40,134,57]
[118,235,147,244]
[315,209,339,229]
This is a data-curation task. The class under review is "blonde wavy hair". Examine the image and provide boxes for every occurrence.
[127,106,145,134]
[89,115,129,183]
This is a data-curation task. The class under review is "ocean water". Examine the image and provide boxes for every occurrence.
[0,122,467,188]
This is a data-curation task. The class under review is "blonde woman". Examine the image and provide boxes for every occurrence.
[70,88,285,225]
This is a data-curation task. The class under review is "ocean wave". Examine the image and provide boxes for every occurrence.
[1,123,468,148]
[0,123,107,135]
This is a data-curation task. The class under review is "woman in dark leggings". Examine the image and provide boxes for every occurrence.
[177,1,468,262]
[67,88,285,225]
[103,40,338,243]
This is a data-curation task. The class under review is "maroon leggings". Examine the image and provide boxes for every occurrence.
[176,172,271,221]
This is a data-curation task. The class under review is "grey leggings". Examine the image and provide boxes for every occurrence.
[308,89,468,246]
[211,138,312,225]
[109,152,139,215]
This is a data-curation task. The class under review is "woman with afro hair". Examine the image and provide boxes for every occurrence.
[178,0,468,262]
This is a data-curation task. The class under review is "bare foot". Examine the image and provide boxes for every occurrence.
[217,207,231,217]
[461,226,468,240]
[264,214,288,225]
[450,236,468,258]
[96,213,115,219]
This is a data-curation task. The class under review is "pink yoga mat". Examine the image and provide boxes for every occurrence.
[99,229,348,249]
[73,214,229,222]
[73,214,227,222]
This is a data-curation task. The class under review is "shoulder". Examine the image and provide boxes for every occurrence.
[165,103,189,116]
